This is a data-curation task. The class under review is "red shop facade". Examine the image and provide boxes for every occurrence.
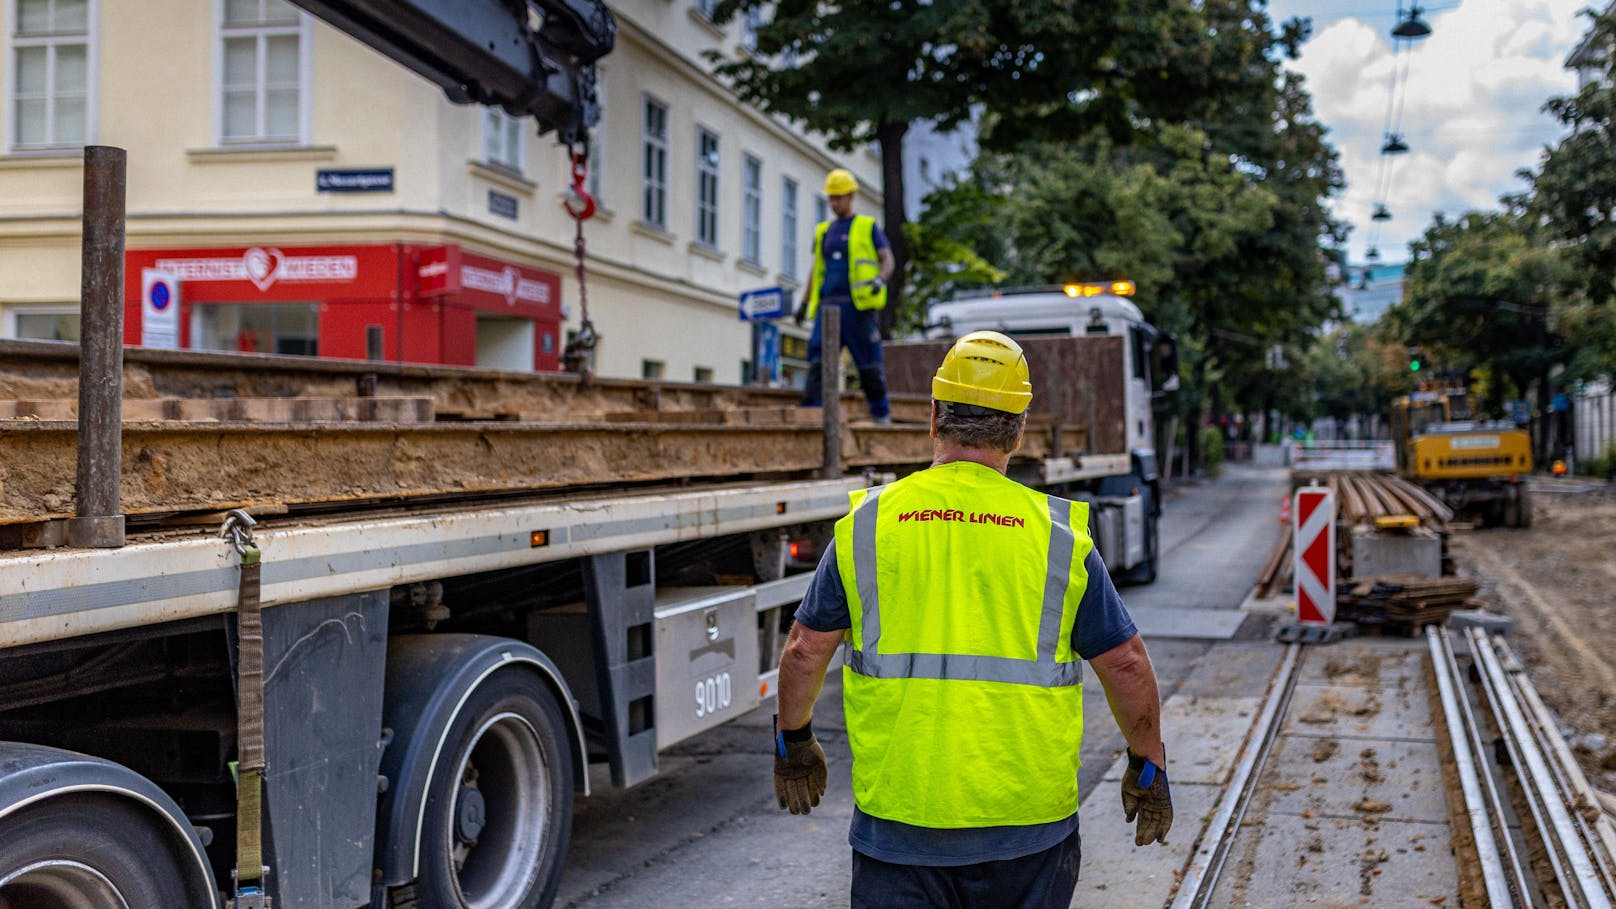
[122,243,563,371]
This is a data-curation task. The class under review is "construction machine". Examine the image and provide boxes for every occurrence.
[1391,388,1533,527]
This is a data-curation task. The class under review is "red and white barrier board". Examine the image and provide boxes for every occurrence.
[1293,487,1336,624]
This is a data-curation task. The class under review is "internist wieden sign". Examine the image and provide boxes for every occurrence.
[1293,487,1336,625]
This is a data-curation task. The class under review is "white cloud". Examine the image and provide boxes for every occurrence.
[1274,0,1585,263]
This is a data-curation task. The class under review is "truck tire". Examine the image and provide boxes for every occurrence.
[390,669,573,909]
[1517,487,1532,528]
[0,794,201,908]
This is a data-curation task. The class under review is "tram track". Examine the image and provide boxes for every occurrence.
[1168,630,1616,908]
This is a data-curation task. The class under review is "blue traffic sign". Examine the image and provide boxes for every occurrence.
[738,285,786,321]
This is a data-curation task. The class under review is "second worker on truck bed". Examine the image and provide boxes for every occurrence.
[772,331,1174,908]
[795,168,895,424]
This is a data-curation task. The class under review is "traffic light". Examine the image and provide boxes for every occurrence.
[1409,358,1421,373]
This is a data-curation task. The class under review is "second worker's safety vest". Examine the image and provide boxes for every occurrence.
[808,214,886,319]
[833,460,1091,828]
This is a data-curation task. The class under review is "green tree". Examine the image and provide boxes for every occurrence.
[706,0,1316,336]
[1392,210,1568,448]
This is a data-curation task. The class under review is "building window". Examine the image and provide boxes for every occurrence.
[693,365,713,383]
[696,128,719,247]
[587,70,605,201]
[8,305,80,341]
[219,0,305,145]
[814,195,829,227]
[482,107,524,173]
[8,0,93,150]
[741,154,762,265]
[781,176,799,280]
[641,358,665,380]
[641,95,667,229]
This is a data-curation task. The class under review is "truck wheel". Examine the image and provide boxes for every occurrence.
[391,670,573,909]
[0,794,200,908]
[1517,488,1532,528]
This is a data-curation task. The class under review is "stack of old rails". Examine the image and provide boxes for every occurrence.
[0,339,953,545]
[1253,471,1454,598]
[1336,574,1480,634]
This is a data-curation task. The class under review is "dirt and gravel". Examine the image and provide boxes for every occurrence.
[1448,484,1616,793]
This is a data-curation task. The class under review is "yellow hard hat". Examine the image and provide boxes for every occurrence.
[824,168,858,196]
[932,331,1033,415]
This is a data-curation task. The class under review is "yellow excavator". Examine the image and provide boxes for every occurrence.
[1391,389,1533,527]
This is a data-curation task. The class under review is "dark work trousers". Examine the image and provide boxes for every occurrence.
[801,299,890,420]
[850,825,1082,909]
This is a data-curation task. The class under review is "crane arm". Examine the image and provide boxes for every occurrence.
[287,0,615,145]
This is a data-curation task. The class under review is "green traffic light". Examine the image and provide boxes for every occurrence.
[1410,359,1421,372]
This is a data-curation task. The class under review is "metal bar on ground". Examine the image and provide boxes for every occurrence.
[1426,626,1522,905]
[820,305,842,479]
[1169,642,1302,909]
[1470,627,1613,909]
[69,145,127,549]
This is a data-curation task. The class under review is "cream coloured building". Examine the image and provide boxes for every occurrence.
[0,0,881,383]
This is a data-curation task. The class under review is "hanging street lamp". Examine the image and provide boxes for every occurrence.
[1381,133,1410,155]
[1392,4,1433,39]
[1372,204,1393,221]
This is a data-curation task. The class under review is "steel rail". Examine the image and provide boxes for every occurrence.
[1495,636,1616,899]
[1469,627,1614,909]
[1168,642,1302,909]
[1427,626,1525,905]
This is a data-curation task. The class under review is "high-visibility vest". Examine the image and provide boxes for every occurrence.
[807,215,886,319]
[833,461,1092,828]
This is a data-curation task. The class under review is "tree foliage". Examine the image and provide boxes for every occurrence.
[1391,210,1568,415]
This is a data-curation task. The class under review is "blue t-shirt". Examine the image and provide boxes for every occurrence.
[794,540,1137,866]
[818,217,889,305]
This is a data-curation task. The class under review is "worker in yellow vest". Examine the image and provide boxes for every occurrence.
[773,331,1172,907]
[794,168,895,423]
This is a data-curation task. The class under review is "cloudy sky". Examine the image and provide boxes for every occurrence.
[1267,0,1590,265]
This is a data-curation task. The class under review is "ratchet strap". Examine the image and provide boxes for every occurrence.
[224,510,271,906]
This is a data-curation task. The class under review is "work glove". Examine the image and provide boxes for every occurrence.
[793,304,808,328]
[1121,748,1173,846]
[774,715,827,815]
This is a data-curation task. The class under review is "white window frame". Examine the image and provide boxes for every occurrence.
[5,303,79,340]
[213,0,312,148]
[641,94,668,229]
[696,126,720,248]
[741,153,762,265]
[481,106,526,174]
[586,68,605,201]
[781,176,799,280]
[4,0,99,153]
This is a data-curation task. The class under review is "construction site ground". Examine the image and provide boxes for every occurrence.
[554,467,1613,908]
[1447,480,1616,794]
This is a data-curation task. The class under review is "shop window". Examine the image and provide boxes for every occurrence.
[641,95,667,229]
[193,302,317,356]
[482,106,524,173]
[741,153,762,265]
[9,306,80,341]
[781,176,799,280]
[218,0,306,145]
[8,0,95,151]
[696,127,719,247]
[641,358,665,380]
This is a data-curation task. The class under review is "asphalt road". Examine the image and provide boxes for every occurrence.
[556,464,1290,908]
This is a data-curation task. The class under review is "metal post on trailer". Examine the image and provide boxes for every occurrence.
[69,145,127,549]
[819,305,842,478]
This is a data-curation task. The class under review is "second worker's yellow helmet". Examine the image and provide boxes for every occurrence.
[824,168,858,196]
[932,331,1033,415]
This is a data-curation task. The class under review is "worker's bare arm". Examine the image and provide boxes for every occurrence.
[776,622,843,730]
[877,247,895,283]
[1088,634,1166,767]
